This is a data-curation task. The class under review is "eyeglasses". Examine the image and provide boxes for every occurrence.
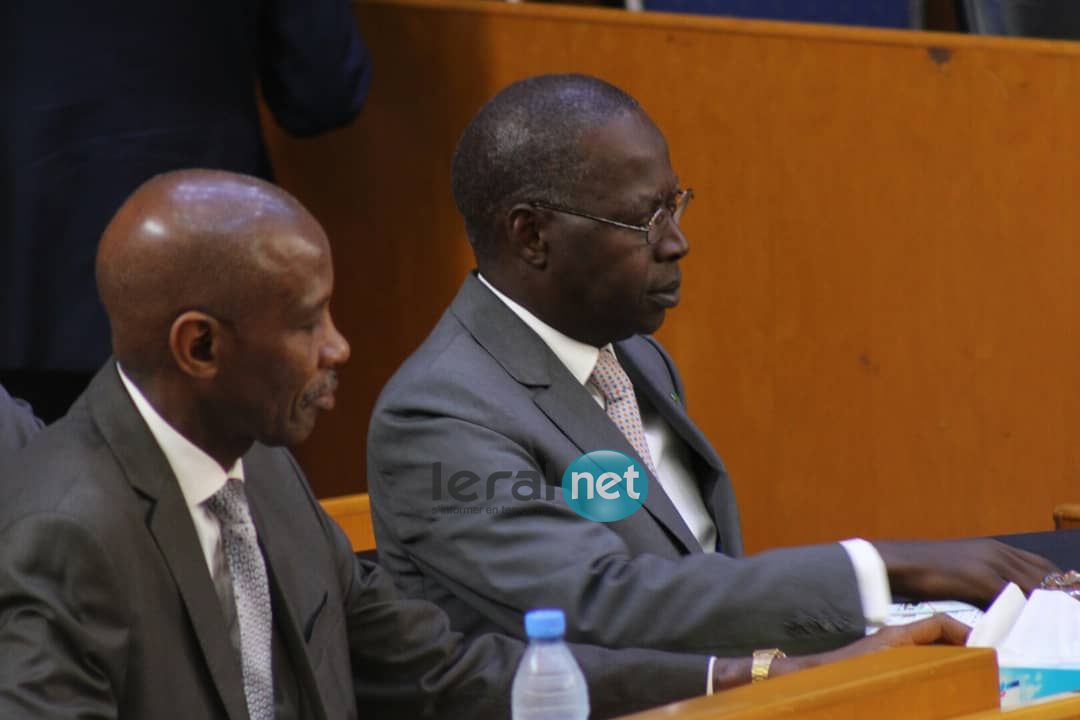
[530,188,694,246]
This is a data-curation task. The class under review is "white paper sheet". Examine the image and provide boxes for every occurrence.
[966,582,1027,649]
[998,589,1080,667]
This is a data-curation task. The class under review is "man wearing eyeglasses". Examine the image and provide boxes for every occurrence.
[367,74,1055,664]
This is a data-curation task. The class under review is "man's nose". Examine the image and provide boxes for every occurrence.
[323,316,351,367]
[654,219,689,260]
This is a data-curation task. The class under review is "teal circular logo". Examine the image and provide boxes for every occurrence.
[561,450,648,522]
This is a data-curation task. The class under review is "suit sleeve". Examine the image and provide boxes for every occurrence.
[257,0,372,136]
[0,384,44,452]
[368,408,865,657]
[332,534,710,719]
[0,514,128,719]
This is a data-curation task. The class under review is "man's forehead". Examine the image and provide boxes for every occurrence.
[253,238,333,321]
[574,113,673,196]
[579,110,666,156]
[253,223,325,258]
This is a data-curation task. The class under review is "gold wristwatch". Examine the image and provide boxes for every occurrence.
[751,648,786,683]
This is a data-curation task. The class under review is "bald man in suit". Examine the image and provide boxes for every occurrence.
[0,170,707,719]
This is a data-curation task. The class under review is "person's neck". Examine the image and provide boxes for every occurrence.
[479,268,599,346]
[135,373,250,472]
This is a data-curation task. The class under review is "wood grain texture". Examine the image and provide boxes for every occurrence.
[615,646,999,719]
[953,695,1080,719]
[319,493,376,551]
[1053,504,1080,530]
[264,0,1080,552]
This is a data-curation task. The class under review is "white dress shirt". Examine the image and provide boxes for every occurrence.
[116,364,243,586]
[476,275,890,637]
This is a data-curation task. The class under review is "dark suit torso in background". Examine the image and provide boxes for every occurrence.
[5,0,371,373]
[0,363,713,719]
[368,274,866,657]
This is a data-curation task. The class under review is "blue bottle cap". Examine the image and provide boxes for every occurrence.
[524,608,566,639]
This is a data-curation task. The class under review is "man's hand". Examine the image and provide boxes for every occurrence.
[712,615,970,689]
[873,539,1059,608]
[772,615,971,678]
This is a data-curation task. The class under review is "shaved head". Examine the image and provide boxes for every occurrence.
[96,169,326,376]
[95,169,349,464]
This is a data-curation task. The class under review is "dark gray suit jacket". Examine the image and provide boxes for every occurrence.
[0,363,710,719]
[368,274,865,657]
[0,384,43,451]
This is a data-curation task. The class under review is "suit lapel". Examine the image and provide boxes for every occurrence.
[617,341,745,556]
[448,273,553,388]
[144,490,251,720]
[243,449,330,720]
[453,276,702,555]
[87,363,250,720]
[531,378,703,555]
[616,341,723,472]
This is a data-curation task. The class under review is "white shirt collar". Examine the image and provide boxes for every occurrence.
[116,363,244,510]
[477,273,602,386]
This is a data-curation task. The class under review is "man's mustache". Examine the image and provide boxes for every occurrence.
[300,371,339,408]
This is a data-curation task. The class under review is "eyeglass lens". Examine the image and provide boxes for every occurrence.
[645,190,692,245]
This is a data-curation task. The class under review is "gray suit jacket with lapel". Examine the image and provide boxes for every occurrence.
[369,274,865,657]
[0,362,713,719]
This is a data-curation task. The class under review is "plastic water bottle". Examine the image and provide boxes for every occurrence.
[511,608,590,720]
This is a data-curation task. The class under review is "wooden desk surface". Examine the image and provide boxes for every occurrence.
[953,694,1080,718]
[617,646,999,720]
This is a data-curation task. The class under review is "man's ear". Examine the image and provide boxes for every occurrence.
[169,311,224,380]
[507,204,549,269]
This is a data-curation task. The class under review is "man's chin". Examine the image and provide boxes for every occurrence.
[262,416,319,449]
[638,308,668,336]
[290,417,320,446]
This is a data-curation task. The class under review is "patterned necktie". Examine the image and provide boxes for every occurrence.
[205,479,275,720]
[589,347,658,480]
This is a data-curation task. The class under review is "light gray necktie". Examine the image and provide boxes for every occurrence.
[589,347,659,480]
[205,479,275,720]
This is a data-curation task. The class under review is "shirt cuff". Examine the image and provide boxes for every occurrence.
[706,656,717,695]
[839,538,890,628]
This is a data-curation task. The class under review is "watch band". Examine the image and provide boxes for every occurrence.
[751,648,787,683]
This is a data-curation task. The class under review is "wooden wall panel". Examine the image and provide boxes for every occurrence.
[264,0,1080,553]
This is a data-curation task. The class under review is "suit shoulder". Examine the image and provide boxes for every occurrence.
[375,312,516,413]
[0,417,137,542]
[244,443,320,504]
[624,334,673,360]
[0,385,43,451]
[621,334,682,379]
